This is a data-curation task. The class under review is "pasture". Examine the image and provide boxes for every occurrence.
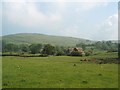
[2,52,118,88]
[0,57,2,89]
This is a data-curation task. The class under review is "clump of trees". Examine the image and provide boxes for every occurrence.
[55,46,65,56]
[76,41,118,52]
[29,44,42,54]
[85,50,93,56]
[94,41,118,52]
[76,43,86,50]
[119,43,120,58]
[42,44,55,55]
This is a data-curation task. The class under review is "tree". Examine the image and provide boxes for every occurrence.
[42,44,55,55]
[85,50,93,56]
[94,41,102,50]
[29,44,42,54]
[55,46,65,56]
[76,43,86,50]
[4,43,19,53]
[1,40,6,52]
[101,41,109,50]
[119,43,120,58]
[20,44,29,53]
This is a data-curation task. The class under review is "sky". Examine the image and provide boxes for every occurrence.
[1,0,119,40]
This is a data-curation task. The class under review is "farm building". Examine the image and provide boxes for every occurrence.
[67,47,85,56]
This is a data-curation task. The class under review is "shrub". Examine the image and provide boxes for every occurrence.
[85,52,91,56]
[85,51,92,56]
[56,51,65,56]
[39,54,48,57]
[71,51,83,56]
[2,53,19,56]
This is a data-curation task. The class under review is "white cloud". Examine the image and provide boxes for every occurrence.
[59,25,91,39]
[60,25,79,37]
[2,0,118,40]
[2,0,35,2]
[79,2,108,10]
[3,0,110,28]
[3,1,62,28]
[2,0,119,2]
[94,13,118,40]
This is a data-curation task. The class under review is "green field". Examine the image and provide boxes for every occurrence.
[0,57,2,89]
[2,53,118,88]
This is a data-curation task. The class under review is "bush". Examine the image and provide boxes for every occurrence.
[71,51,83,56]
[85,51,92,56]
[56,51,65,56]
[39,54,48,57]
[2,53,19,56]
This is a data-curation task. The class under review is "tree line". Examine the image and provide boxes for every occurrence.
[76,41,118,52]
[2,41,66,56]
[1,40,118,56]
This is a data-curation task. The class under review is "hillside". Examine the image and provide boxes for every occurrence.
[2,33,93,47]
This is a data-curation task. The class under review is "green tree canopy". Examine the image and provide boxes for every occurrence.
[42,44,55,55]
[29,44,42,54]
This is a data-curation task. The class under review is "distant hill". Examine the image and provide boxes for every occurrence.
[1,33,94,47]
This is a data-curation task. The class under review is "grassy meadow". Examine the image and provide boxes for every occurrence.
[2,52,118,88]
[0,57,2,89]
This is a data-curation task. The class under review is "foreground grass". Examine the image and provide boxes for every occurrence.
[2,55,118,88]
[0,57,2,89]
